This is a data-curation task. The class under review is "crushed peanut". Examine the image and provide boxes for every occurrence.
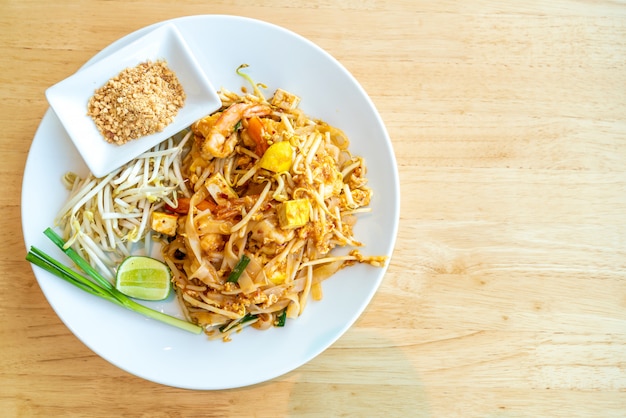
[87,60,186,145]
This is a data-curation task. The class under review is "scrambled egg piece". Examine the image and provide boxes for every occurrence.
[268,271,286,285]
[259,141,293,172]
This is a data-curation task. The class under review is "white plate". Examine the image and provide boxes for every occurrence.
[45,23,221,178]
[22,15,399,390]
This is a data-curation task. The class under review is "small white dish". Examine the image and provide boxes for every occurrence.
[45,23,221,178]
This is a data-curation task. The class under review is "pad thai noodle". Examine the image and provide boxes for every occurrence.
[160,67,385,339]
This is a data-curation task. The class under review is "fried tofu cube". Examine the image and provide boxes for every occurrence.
[151,211,179,236]
[278,199,310,229]
[205,172,237,205]
[271,88,301,111]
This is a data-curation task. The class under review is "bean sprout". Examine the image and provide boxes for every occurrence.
[55,131,192,279]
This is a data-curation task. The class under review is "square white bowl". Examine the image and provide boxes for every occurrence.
[45,23,221,177]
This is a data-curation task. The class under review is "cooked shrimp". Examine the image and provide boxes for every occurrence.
[193,102,271,159]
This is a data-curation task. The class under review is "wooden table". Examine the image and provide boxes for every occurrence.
[2,1,625,416]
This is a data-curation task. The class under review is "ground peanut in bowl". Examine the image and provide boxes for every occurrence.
[87,60,186,145]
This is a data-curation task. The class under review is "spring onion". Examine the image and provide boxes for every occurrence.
[275,309,287,327]
[226,254,251,283]
[26,227,202,334]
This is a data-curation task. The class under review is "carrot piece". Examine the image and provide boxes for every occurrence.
[247,116,268,156]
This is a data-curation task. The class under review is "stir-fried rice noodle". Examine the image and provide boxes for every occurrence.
[163,86,386,340]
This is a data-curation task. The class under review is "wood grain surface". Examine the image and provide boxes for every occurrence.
[1,1,625,417]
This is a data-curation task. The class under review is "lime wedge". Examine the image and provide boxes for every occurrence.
[115,256,171,301]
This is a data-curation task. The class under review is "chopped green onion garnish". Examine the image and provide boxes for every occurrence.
[275,309,287,327]
[226,254,251,283]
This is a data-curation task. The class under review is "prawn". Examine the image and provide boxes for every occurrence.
[193,102,271,159]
